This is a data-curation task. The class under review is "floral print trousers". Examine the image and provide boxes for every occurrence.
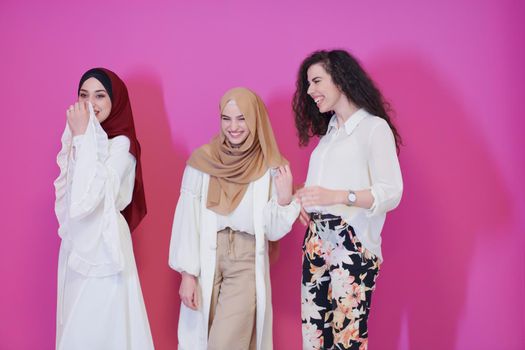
[301,214,380,350]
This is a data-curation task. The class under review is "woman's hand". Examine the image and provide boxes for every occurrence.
[296,187,374,226]
[296,186,345,208]
[274,165,293,206]
[179,272,199,310]
[66,101,89,136]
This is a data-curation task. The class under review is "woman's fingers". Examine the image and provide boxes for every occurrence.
[179,275,199,310]
[192,288,199,309]
[297,186,325,207]
[180,292,198,310]
[275,165,292,179]
[187,299,197,310]
[79,100,86,114]
[297,187,310,205]
[294,194,309,225]
[66,105,75,120]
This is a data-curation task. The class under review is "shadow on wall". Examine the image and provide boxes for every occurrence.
[258,51,513,350]
[365,51,512,350]
[266,91,316,350]
[118,51,513,349]
[126,69,189,350]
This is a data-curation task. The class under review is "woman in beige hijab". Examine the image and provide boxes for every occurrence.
[169,87,300,350]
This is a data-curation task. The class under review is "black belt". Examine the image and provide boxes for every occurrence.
[309,212,341,221]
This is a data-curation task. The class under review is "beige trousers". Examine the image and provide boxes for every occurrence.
[208,228,256,350]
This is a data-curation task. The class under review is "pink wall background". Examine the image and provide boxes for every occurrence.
[1,0,524,349]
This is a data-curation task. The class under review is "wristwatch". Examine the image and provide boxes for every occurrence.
[347,190,357,206]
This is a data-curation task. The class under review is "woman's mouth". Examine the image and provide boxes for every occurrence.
[229,131,243,138]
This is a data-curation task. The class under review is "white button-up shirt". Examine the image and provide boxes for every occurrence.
[304,108,403,261]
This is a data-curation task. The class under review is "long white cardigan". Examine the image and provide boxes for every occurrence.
[169,167,299,350]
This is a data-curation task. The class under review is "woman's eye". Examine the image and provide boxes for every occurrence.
[79,93,87,98]
[96,94,106,99]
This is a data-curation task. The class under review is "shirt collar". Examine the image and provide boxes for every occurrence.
[328,108,369,135]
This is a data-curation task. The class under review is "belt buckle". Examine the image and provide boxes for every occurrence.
[310,212,323,221]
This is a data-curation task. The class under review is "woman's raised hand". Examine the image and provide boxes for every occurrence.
[66,101,90,136]
[274,164,293,206]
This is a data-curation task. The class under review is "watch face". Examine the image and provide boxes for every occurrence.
[348,192,357,202]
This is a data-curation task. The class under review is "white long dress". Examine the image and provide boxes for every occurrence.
[54,113,154,350]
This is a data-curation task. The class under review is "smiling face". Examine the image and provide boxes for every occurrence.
[306,63,346,114]
[220,100,250,146]
[78,77,112,123]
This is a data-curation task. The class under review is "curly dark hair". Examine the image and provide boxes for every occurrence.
[292,49,402,151]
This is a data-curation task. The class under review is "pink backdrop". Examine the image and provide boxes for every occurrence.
[1,0,524,349]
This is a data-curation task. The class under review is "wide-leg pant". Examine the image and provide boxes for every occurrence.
[208,228,256,350]
[301,214,380,350]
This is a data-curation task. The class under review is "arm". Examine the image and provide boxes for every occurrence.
[366,121,403,216]
[68,110,135,219]
[296,187,374,209]
[296,121,402,216]
[263,165,301,241]
[54,123,135,276]
[168,166,203,310]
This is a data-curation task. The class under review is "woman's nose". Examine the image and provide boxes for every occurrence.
[307,83,314,96]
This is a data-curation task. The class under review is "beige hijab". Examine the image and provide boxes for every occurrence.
[188,87,287,215]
